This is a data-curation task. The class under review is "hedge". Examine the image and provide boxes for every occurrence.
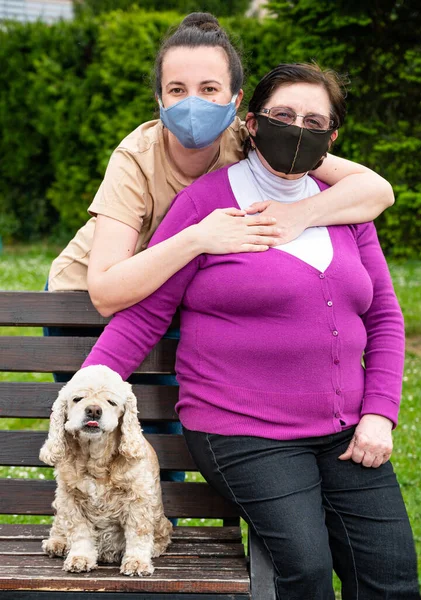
[0,8,419,258]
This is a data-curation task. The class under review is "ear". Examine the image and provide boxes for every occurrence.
[235,89,244,110]
[330,130,338,144]
[39,386,69,466]
[245,112,257,137]
[119,386,147,461]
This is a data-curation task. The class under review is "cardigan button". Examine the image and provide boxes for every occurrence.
[336,389,341,395]
[334,358,340,365]
[327,300,333,306]
[319,273,325,279]
[332,330,339,336]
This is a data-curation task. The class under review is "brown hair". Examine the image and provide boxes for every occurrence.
[244,63,348,164]
[154,12,243,97]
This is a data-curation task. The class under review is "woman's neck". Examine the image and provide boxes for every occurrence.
[164,128,221,185]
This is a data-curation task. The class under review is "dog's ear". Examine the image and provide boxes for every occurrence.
[119,386,147,460]
[39,385,69,466]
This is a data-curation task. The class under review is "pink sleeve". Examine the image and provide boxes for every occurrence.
[82,191,200,379]
[356,222,405,427]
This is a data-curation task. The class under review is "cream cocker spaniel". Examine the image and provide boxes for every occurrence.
[39,364,172,576]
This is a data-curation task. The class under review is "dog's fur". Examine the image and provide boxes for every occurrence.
[39,365,172,576]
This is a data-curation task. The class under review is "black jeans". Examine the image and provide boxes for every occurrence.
[183,426,420,600]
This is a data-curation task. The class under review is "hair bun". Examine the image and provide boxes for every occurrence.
[180,12,221,32]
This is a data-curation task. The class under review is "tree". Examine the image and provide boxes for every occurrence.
[265,0,421,256]
[74,0,252,17]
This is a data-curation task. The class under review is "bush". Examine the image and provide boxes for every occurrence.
[0,6,419,258]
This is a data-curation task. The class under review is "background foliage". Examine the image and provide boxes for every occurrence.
[0,1,420,256]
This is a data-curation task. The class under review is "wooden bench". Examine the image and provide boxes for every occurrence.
[0,291,275,599]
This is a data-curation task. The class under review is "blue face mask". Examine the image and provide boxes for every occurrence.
[159,94,238,150]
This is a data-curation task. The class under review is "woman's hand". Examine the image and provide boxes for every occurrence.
[245,200,311,245]
[338,414,394,468]
[193,207,282,254]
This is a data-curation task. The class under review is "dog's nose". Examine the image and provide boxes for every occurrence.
[85,405,102,420]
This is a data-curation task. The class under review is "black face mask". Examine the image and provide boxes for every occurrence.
[251,115,334,175]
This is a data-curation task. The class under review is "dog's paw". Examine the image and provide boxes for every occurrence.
[120,557,154,577]
[63,554,97,572]
[42,538,67,557]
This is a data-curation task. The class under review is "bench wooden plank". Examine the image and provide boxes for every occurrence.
[1,539,245,557]
[0,291,179,329]
[0,480,238,518]
[0,292,109,327]
[1,555,247,569]
[0,431,196,470]
[0,567,250,594]
[0,593,250,600]
[0,525,242,543]
[0,383,178,420]
[0,337,177,373]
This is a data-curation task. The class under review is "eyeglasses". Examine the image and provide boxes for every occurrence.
[257,106,337,133]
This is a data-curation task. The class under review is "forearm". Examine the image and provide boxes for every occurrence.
[89,225,202,317]
[308,153,394,227]
[305,173,394,228]
[84,252,200,379]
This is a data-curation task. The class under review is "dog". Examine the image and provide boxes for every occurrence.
[39,364,172,576]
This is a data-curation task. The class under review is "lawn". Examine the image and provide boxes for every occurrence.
[1,243,421,595]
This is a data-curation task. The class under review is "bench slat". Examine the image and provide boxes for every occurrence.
[0,480,238,518]
[0,571,249,595]
[0,291,180,329]
[1,555,247,569]
[0,382,178,420]
[1,539,245,557]
[0,337,177,373]
[0,292,109,327]
[0,431,195,470]
[0,524,242,543]
[0,593,249,600]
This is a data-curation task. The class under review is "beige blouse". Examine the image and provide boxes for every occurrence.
[48,117,247,291]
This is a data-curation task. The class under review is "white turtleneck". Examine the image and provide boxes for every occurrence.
[228,151,333,272]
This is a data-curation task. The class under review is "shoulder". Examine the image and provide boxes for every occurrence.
[102,120,166,190]
[340,222,379,251]
[178,167,234,218]
[117,120,163,155]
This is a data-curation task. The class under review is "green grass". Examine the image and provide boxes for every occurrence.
[1,243,420,595]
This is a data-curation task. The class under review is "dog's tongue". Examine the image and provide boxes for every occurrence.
[86,421,99,427]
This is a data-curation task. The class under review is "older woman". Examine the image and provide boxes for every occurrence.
[81,63,419,599]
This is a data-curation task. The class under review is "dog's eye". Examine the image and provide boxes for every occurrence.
[73,397,83,403]
[108,400,117,407]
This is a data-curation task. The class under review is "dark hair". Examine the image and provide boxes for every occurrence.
[155,12,243,97]
[244,63,348,163]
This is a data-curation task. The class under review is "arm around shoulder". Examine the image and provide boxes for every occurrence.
[308,154,394,227]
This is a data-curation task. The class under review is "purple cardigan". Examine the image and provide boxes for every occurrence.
[83,167,405,440]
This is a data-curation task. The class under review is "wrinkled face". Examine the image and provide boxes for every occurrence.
[63,366,128,438]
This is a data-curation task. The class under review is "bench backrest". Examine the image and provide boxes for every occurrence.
[0,291,238,522]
